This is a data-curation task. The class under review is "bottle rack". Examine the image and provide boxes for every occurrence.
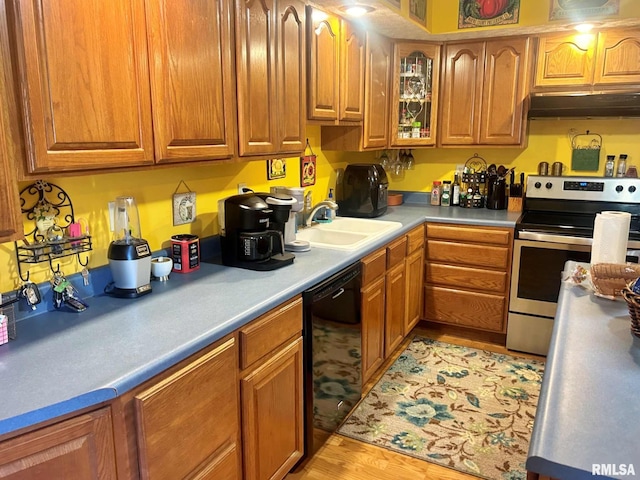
[460,155,487,209]
[14,181,92,282]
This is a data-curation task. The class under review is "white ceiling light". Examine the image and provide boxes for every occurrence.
[342,4,375,16]
[574,23,595,33]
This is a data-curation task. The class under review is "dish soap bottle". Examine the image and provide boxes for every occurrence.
[327,188,336,221]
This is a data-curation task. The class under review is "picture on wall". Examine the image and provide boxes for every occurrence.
[409,0,427,26]
[458,0,520,29]
[549,0,619,21]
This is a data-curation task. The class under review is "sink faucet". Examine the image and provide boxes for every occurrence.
[304,201,338,227]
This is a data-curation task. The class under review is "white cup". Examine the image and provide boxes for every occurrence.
[151,256,173,281]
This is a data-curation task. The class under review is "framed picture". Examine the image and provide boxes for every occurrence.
[549,0,619,21]
[300,155,316,187]
[172,192,196,226]
[409,0,427,26]
[458,0,520,29]
[267,158,286,180]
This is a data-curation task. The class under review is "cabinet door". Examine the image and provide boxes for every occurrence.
[276,0,306,153]
[439,42,484,145]
[135,338,241,480]
[405,246,424,335]
[14,0,154,172]
[594,30,640,85]
[242,337,304,480]
[145,0,236,163]
[480,38,529,145]
[0,408,117,479]
[385,262,406,357]
[307,9,340,121]
[534,34,595,88]
[362,32,391,149]
[339,20,365,122]
[391,42,441,147]
[235,0,277,156]
[361,277,385,384]
[0,4,22,242]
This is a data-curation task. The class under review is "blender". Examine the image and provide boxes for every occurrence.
[107,196,152,298]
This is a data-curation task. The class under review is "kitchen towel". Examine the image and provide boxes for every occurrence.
[591,211,631,264]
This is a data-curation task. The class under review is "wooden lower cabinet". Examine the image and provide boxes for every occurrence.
[424,223,513,333]
[385,259,406,356]
[405,242,425,334]
[361,276,386,383]
[134,337,241,480]
[0,407,117,479]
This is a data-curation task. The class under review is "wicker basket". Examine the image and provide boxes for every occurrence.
[590,263,640,298]
[621,286,640,338]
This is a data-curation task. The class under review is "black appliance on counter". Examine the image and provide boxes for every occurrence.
[336,163,388,218]
[300,262,362,463]
[486,174,507,210]
[507,176,640,355]
[219,193,295,271]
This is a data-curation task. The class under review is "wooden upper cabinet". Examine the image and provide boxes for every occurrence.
[594,29,640,85]
[235,0,305,156]
[440,38,529,147]
[439,42,484,145]
[13,0,154,173]
[145,0,236,163]
[307,9,340,121]
[480,37,529,145]
[277,0,306,153]
[534,33,595,88]
[363,31,391,149]
[339,19,365,122]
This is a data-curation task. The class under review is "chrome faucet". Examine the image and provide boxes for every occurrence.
[304,201,338,227]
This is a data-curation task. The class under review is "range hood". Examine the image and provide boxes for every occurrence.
[528,93,640,119]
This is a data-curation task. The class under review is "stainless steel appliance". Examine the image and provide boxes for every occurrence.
[336,164,388,218]
[218,193,295,271]
[107,196,152,298]
[507,176,640,355]
[302,262,361,460]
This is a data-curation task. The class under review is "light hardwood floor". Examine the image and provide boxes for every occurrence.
[288,324,545,480]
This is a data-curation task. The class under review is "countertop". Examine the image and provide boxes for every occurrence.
[0,203,520,437]
[527,261,640,480]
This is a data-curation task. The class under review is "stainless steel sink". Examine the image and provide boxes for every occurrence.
[295,217,402,250]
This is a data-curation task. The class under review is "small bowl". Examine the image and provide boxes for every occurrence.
[388,193,404,206]
[151,256,173,281]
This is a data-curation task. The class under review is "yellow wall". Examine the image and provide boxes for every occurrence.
[0,126,373,292]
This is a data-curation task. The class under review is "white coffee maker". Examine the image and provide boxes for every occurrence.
[272,187,310,252]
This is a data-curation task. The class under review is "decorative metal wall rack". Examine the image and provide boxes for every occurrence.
[14,181,92,282]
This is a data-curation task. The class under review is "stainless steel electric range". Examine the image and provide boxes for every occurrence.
[507,175,640,355]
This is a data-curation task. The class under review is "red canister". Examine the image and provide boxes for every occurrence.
[171,234,200,273]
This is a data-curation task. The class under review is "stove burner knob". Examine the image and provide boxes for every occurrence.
[545,182,553,189]
[616,185,624,192]
[630,186,637,193]
[534,181,542,189]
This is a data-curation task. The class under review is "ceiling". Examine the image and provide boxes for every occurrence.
[307,0,640,41]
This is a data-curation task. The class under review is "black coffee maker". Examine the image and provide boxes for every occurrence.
[219,193,295,271]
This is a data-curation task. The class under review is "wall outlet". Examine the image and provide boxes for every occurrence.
[108,201,115,231]
[237,183,247,194]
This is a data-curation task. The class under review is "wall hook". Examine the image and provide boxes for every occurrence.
[77,253,89,267]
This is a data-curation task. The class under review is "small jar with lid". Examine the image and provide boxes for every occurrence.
[431,181,442,206]
[411,122,421,138]
[441,181,451,206]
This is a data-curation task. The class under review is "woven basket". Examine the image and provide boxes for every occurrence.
[621,286,640,338]
[590,263,640,298]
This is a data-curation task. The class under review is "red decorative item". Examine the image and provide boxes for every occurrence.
[300,139,316,187]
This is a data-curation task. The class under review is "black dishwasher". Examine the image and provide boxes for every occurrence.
[302,261,362,459]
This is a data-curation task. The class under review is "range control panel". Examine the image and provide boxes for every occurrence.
[526,175,640,202]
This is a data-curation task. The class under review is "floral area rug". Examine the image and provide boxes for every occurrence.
[337,336,545,480]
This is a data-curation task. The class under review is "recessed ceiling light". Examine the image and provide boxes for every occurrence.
[574,23,595,33]
[341,4,375,16]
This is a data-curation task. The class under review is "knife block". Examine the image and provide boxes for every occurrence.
[508,196,523,212]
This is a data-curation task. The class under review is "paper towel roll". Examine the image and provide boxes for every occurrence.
[591,211,631,264]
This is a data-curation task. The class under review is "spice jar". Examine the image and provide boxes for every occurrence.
[441,181,451,207]
[431,181,441,206]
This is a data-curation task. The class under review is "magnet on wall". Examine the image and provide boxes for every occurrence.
[267,158,286,180]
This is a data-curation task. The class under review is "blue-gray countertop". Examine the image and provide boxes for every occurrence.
[0,203,520,437]
[527,261,640,480]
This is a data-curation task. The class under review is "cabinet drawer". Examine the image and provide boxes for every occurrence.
[426,263,507,294]
[362,248,386,285]
[386,236,407,269]
[239,296,302,370]
[424,285,506,332]
[426,240,510,270]
[426,223,511,246]
[406,224,425,254]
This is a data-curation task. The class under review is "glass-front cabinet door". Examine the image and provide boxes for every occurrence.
[390,43,441,147]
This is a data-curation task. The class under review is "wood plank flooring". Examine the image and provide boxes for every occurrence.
[287,324,545,480]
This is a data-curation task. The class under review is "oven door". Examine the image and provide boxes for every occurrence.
[510,234,592,318]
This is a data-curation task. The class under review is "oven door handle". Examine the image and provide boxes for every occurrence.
[518,231,593,245]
